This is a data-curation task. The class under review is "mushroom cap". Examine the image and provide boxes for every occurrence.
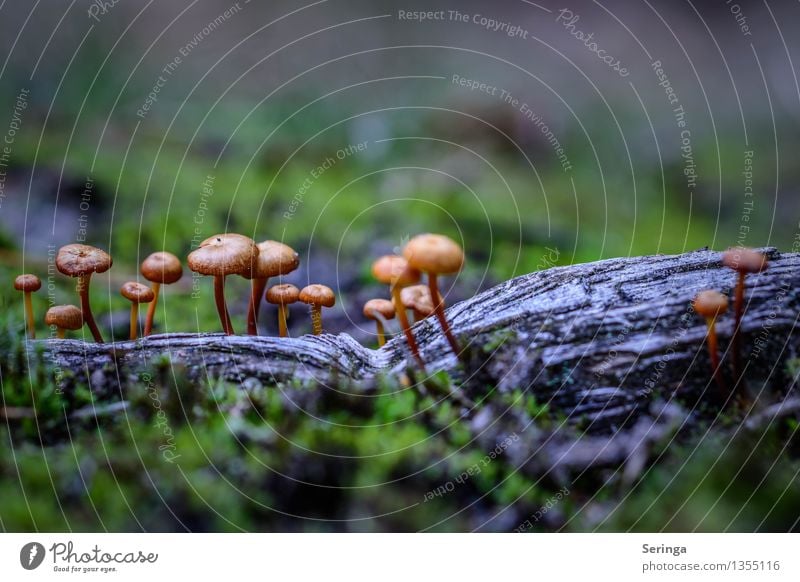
[299,284,335,308]
[120,281,156,304]
[403,234,464,275]
[56,244,113,277]
[371,255,421,288]
[363,298,396,320]
[399,284,435,316]
[141,251,183,284]
[721,247,768,274]
[187,234,259,277]
[244,240,300,279]
[45,305,84,331]
[693,290,729,318]
[14,274,42,292]
[265,283,300,305]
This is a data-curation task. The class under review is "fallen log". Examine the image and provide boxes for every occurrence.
[32,248,800,425]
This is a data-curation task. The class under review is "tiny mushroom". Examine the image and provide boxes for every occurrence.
[371,255,425,368]
[693,290,729,396]
[244,241,300,335]
[14,274,42,339]
[56,244,113,343]
[363,298,395,347]
[45,305,84,339]
[403,234,464,357]
[140,251,183,336]
[399,284,435,323]
[299,284,335,335]
[187,234,259,335]
[120,282,155,340]
[265,283,300,337]
[722,247,768,377]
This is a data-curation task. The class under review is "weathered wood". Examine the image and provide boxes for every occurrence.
[33,248,800,424]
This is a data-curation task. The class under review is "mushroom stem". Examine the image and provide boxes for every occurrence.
[731,272,746,378]
[427,274,460,356]
[213,275,234,335]
[310,305,322,335]
[391,287,426,370]
[130,303,139,341]
[143,282,161,337]
[704,316,726,396]
[56,328,66,339]
[78,274,103,343]
[23,291,35,339]
[246,277,268,335]
[277,304,288,337]
[375,319,386,347]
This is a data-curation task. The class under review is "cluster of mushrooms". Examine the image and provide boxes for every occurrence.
[12,233,464,364]
[693,247,769,397]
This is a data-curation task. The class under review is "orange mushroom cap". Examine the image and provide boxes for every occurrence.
[363,298,396,320]
[265,283,300,305]
[299,284,335,308]
[244,241,300,280]
[120,281,156,304]
[56,244,112,277]
[722,247,768,274]
[141,252,183,285]
[403,234,464,275]
[45,305,84,331]
[371,255,421,288]
[693,290,729,319]
[14,274,42,292]
[187,234,259,277]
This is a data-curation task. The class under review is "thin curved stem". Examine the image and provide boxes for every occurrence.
[392,286,425,370]
[277,304,288,337]
[23,291,35,339]
[731,273,746,379]
[706,318,725,397]
[214,275,234,335]
[375,319,385,347]
[78,274,103,343]
[427,274,460,357]
[130,304,139,341]
[143,282,161,336]
[246,277,268,335]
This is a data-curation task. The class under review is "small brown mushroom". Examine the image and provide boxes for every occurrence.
[140,251,183,336]
[399,284,435,322]
[372,255,424,368]
[693,290,729,395]
[14,274,42,339]
[298,284,335,335]
[120,282,155,340]
[44,305,84,339]
[363,298,395,347]
[265,283,300,337]
[187,234,259,335]
[244,241,299,335]
[722,247,768,377]
[56,244,113,343]
[403,234,464,357]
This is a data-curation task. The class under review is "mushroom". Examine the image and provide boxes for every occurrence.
[140,251,183,336]
[371,255,425,368]
[693,290,729,395]
[363,298,395,347]
[399,284,435,323]
[265,283,300,337]
[722,247,768,376]
[403,234,464,357]
[120,282,155,340]
[187,234,259,335]
[298,284,335,335]
[44,305,84,339]
[14,274,42,339]
[56,244,113,343]
[243,241,299,335]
